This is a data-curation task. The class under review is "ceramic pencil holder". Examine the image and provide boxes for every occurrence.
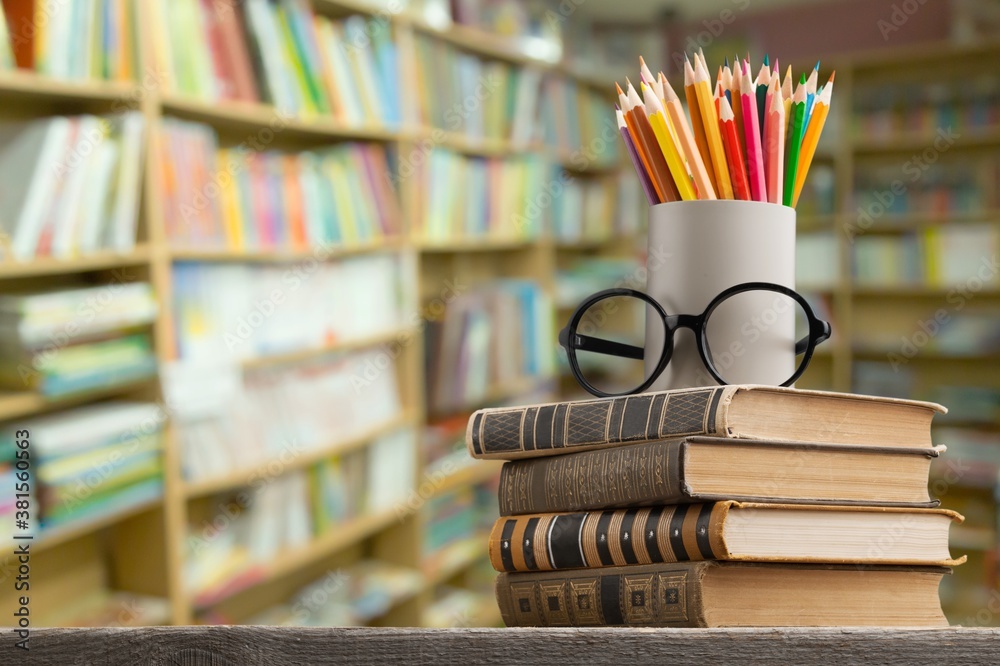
[644,200,796,391]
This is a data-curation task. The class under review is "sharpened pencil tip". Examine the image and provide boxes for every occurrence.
[763,54,769,66]
[800,72,806,84]
[828,70,836,83]
[814,60,821,70]
[724,56,729,67]
[615,82,624,95]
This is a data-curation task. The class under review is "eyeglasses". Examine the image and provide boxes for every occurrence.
[559,281,832,397]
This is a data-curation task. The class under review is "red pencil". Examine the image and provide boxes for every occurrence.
[718,95,751,201]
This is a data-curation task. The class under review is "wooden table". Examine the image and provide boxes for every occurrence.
[7,627,1000,664]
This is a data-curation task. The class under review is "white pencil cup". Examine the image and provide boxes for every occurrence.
[644,200,796,390]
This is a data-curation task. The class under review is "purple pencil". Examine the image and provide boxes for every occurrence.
[616,107,657,205]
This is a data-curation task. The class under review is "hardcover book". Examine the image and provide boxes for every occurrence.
[496,437,941,515]
[466,385,944,460]
[488,502,965,572]
[495,561,950,627]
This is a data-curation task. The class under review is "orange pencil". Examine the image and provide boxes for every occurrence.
[661,72,716,199]
[627,81,681,202]
[617,82,662,203]
[719,95,751,201]
[694,51,733,199]
[683,55,718,196]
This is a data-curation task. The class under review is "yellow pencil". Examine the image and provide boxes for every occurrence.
[683,56,718,196]
[694,51,734,199]
[643,83,697,201]
[793,72,834,206]
[662,72,716,199]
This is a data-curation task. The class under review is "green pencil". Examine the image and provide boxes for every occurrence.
[783,76,807,207]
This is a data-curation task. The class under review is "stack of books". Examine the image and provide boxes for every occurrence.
[0,283,158,396]
[466,385,964,627]
[8,402,164,533]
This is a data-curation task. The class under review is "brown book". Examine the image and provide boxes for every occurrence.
[466,385,944,460]
[211,0,260,102]
[488,502,965,573]
[495,561,950,627]
[497,437,940,515]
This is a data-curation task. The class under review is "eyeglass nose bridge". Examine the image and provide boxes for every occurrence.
[663,313,703,332]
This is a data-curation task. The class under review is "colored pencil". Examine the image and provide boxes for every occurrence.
[730,56,746,160]
[803,61,820,127]
[694,51,734,199]
[662,73,716,199]
[683,56,718,196]
[755,60,771,138]
[741,67,767,202]
[766,78,785,205]
[643,84,697,201]
[783,79,807,206]
[617,82,662,203]
[627,80,681,202]
[793,72,834,206]
[617,107,658,206]
[719,95,751,200]
[639,55,664,102]
[781,65,793,139]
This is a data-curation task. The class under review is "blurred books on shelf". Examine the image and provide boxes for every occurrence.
[0,283,158,397]
[184,429,415,605]
[551,174,617,243]
[853,76,1000,141]
[795,163,836,218]
[540,77,618,165]
[852,224,1000,288]
[423,586,496,628]
[554,257,638,308]
[425,280,553,416]
[0,113,145,261]
[423,484,494,563]
[930,386,1000,425]
[412,150,545,241]
[159,119,399,249]
[243,561,423,626]
[36,590,171,628]
[2,402,164,537]
[409,33,541,144]
[165,349,404,484]
[450,0,563,62]
[853,158,1000,218]
[0,0,137,81]
[796,231,839,290]
[170,255,405,361]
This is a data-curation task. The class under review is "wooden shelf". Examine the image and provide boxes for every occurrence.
[241,327,416,370]
[189,508,400,609]
[429,375,551,420]
[183,411,416,499]
[429,461,502,500]
[0,377,157,422]
[416,236,536,252]
[407,16,556,68]
[851,285,1000,298]
[0,246,151,279]
[0,71,139,103]
[421,535,489,590]
[29,495,163,554]
[402,128,539,157]
[169,237,403,262]
[161,94,399,143]
[853,127,1000,154]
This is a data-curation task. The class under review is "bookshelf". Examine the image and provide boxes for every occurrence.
[0,0,630,629]
[789,41,1000,624]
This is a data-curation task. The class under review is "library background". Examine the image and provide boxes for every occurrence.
[0,0,997,629]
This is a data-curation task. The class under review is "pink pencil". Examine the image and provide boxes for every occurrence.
[740,66,767,202]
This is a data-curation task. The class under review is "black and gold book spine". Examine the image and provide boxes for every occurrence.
[467,386,729,460]
[495,561,712,627]
[489,504,722,572]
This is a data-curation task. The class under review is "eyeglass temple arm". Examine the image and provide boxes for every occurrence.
[559,328,644,360]
[794,320,832,355]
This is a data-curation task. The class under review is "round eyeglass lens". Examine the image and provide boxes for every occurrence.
[702,288,810,385]
[567,294,666,395]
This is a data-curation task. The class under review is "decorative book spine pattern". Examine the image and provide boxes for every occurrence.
[495,562,710,627]
[467,386,727,459]
[489,504,724,572]
[497,440,686,516]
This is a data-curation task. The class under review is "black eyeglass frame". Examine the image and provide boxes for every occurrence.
[559,281,832,398]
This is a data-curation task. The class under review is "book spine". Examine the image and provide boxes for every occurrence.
[497,439,688,516]
[468,386,731,460]
[495,562,710,627]
[489,503,726,572]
